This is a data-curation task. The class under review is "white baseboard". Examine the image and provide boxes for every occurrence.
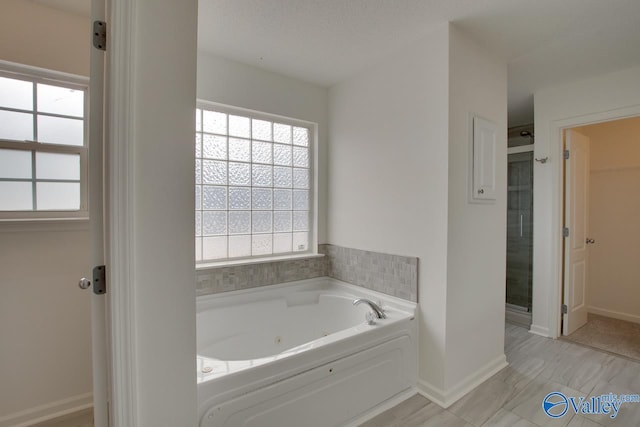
[417,378,449,407]
[345,387,417,427]
[0,393,92,427]
[587,306,640,325]
[529,324,551,338]
[417,354,507,408]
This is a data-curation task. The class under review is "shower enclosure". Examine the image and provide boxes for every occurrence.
[506,128,534,327]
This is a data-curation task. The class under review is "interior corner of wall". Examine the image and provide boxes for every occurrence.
[419,353,507,408]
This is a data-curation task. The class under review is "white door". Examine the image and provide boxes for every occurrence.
[87,0,109,424]
[563,129,591,335]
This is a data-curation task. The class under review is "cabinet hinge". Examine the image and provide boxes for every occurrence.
[93,21,107,51]
[563,150,570,160]
[563,227,569,238]
[561,304,568,314]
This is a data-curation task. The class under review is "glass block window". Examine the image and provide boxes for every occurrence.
[196,104,313,262]
[0,67,87,217]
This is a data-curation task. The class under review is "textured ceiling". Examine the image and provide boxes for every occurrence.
[31,0,640,126]
[199,0,640,126]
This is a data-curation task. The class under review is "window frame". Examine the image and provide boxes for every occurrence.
[0,61,89,221]
[195,100,318,266]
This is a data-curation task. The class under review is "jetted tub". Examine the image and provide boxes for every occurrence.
[197,277,417,427]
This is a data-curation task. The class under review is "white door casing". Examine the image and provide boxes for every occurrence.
[89,0,109,425]
[563,129,590,335]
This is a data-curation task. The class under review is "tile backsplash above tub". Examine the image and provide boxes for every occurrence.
[196,244,418,302]
[320,245,418,302]
[196,256,327,296]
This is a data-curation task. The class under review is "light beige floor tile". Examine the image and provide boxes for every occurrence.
[398,401,450,427]
[448,375,519,426]
[577,381,640,426]
[606,361,640,391]
[566,415,606,426]
[504,378,581,426]
[360,394,431,427]
[536,349,607,395]
[418,410,473,427]
[480,408,537,427]
[495,356,545,390]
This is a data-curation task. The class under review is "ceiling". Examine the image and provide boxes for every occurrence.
[34,0,640,127]
[199,0,640,127]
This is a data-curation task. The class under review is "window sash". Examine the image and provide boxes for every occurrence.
[0,62,89,220]
[195,101,315,264]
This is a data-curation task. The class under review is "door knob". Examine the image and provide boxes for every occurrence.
[586,238,595,244]
[78,278,91,289]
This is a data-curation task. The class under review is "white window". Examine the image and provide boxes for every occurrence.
[196,103,314,263]
[0,63,88,219]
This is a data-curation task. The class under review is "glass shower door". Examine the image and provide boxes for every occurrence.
[506,151,533,311]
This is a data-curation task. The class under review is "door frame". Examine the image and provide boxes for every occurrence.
[105,0,137,425]
[537,104,640,339]
[105,0,200,424]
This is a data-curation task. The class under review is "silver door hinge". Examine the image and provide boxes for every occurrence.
[563,150,570,160]
[561,304,568,314]
[563,227,569,237]
[93,21,107,51]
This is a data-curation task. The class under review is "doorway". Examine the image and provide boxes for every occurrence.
[560,117,640,361]
[506,125,534,328]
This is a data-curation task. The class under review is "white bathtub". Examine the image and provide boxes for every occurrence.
[197,277,417,427]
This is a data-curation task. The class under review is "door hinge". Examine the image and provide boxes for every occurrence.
[93,21,107,51]
[93,265,106,295]
[563,150,570,160]
[561,304,568,314]
[563,227,569,237]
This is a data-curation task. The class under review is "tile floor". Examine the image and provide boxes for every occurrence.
[361,324,640,426]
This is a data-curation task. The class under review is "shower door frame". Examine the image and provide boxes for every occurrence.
[506,143,534,321]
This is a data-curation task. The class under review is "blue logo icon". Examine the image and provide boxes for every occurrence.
[543,392,569,418]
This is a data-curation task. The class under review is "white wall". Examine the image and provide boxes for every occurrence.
[576,118,640,323]
[0,225,92,424]
[533,64,640,338]
[445,26,507,393]
[196,53,329,243]
[328,23,507,407]
[329,24,450,395]
[128,0,198,424]
[0,0,89,76]
[0,3,92,425]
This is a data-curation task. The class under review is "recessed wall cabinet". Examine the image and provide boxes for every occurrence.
[472,116,497,202]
